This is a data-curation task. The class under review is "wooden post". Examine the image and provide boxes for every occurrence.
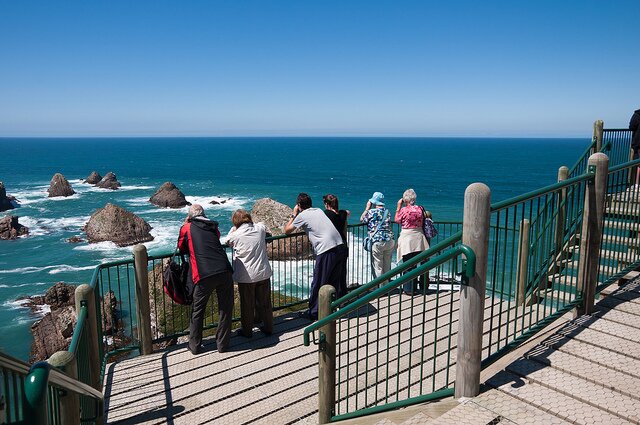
[577,153,608,315]
[516,219,530,306]
[133,244,153,355]
[554,166,569,258]
[593,120,604,153]
[455,183,491,399]
[75,284,101,391]
[318,285,336,424]
[48,351,80,425]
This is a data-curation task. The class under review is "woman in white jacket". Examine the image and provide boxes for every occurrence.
[227,209,273,337]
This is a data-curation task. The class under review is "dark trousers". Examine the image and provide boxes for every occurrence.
[189,271,234,353]
[309,244,347,319]
[237,278,273,337]
[402,251,428,294]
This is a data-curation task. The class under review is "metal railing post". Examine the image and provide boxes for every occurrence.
[318,285,336,424]
[516,218,530,306]
[75,284,101,391]
[23,362,50,425]
[577,153,608,315]
[48,351,80,425]
[593,120,604,152]
[133,244,153,355]
[455,183,491,398]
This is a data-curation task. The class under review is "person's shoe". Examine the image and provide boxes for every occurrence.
[259,326,273,336]
[235,328,253,338]
[188,344,204,355]
[297,310,317,321]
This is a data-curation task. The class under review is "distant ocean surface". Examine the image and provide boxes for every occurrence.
[0,137,588,360]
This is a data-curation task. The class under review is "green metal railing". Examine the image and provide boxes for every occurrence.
[0,351,103,425]
[303,233,472,420]
[601,129,634,168]
[596,158,640,292]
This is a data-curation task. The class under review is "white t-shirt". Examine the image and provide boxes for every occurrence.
[226,222,272,283]
[292,207,343,255]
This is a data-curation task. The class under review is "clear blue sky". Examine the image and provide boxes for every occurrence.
[1,1,638,137]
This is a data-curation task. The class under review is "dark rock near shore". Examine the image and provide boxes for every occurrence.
[251,198,312,260]
[27,282,121,361]
[0,182,19,212]
[85,171,102,184]
[210,198,229,205]
[0,215,29,240]
[27,282,77,362]
[95,172,121,190]
[84,203,153,246]
[149,182,191,209]
[47,173,75,198]
[67,236,85,243]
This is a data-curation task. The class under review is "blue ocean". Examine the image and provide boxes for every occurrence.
[0,137,587,360]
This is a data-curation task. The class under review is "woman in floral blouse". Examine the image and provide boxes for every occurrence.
[395,188,429,294]
[360,192,395,280]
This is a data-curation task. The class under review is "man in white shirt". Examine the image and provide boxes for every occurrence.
[285,193,347,320]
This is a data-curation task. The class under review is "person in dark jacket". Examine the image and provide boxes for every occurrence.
[178,204,233,354]
[630,109,640,184]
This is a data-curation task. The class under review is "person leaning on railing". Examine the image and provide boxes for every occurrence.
[360,192,395,281]
[322,193,350,297]
[226,209,274,338]
[630,108,640,184]
[395,188,429,295]
[178,204,234,355]
[284,193,348,321]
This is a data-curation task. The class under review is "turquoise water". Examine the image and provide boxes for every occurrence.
[0,137,587,360]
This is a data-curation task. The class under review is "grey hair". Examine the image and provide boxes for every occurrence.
[402,188,417,205]
[188,204,206,219]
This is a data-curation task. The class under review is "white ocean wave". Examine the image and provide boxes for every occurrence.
[3,298,31,309]
[119,185,155,191]
[0,264,96,275]
[186,195,251,211]
[73,240,121,254]
[18,215,89,236]
[0,282,49,288]
[124,196,153,207]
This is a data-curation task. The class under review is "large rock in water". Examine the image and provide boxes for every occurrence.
[84,203,153,246]
[251,198,312,260]
[47,173,75,197]
[0,215,29,239]
[85,171,102,184]
[149,182,191,208]
[95,172,121,190]
[0,182,19,212]
[27,282,120,361]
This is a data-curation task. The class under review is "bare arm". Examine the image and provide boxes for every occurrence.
[360,201,372,222]
[284,205,300,234]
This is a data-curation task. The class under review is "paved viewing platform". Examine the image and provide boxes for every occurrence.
[103,274,640,425]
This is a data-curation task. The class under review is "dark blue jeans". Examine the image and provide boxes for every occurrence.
[402,251,425,294]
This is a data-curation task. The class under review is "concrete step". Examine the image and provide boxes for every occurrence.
[505,358,640,422]
[420,398,512,424]
[471,389,572,425]
[486,370,633,424]
[554,317,640,360]
[604,219,640,232]
[524,344,640,402]
[606,204,640,217]
[602,233,640,248]
[540,333,640,380]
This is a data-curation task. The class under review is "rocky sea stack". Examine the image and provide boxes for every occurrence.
[251,198,312,260]
[26,282,120,362]
[0,182,19,212]
[84,203,153,246]
[0,215,29,240]
[47,173,75,197]
[96,172,121,190]
[149,182,191,209]
[85,171,102,184]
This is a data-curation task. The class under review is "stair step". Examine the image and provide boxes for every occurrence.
[423,399,508,425]
[472,390,572,425]
[568,245,632,261]
[601,233,640,248]
[505,358,640,421]
[606,204,640,217]
[554,317,640,359]
[558,259,621,275]
[524,345,640,402]
[604,219,640,232]
[593,305,640,330]
[541,333,640,380]
[486,370,633,424]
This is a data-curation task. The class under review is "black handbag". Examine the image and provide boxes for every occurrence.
[162,252,193,305]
